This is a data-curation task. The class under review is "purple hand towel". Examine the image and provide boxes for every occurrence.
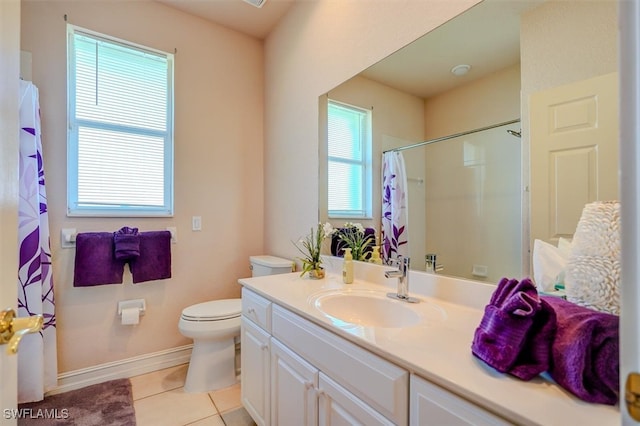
[114,226,140,260]
[471,277,550,377]
[543,296,619,405]
[129,231,171,284]
[73,232,126,287]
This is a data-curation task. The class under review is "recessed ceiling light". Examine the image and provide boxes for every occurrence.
[243,0,267,8]
[451,64,471,76]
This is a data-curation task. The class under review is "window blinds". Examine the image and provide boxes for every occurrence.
[68,28,173,216]
[327,101,371,218]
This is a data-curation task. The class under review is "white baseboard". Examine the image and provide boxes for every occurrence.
[48,344,193,396]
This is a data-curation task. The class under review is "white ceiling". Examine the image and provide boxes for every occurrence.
[156,0,295,40]
[155,0,544,99]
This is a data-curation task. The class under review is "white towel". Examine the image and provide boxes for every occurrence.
[565,201,621,315]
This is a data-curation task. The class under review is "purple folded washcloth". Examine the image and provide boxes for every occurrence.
[113,226,140,260]
[472,278,620,405]
[543,296,619,405]
[129,231,171,284]
[471,277,549,377]
[73,232,126,287]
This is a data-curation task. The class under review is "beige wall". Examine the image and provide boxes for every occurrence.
[424,64,521,139]
[320,75,425,242]
[421,64,521,280]
[263,0,481,263]
[21,0,264,373]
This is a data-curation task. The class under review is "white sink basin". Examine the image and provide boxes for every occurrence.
[311,290,423,328]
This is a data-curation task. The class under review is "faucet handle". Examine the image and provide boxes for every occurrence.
[391,255,410,269]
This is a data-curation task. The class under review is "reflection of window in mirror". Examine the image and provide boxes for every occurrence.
[327,100,372,219]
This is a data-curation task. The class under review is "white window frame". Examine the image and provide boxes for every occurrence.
[67,25,174,217]
[327,100,373,219]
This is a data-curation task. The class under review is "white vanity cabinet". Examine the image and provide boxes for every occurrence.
[241,287,507,426]
[318,373,396,425]
[270,338,318,425]
[241,289,273,426]
[410,375,511,426]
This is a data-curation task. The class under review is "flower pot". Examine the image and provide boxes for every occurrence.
[308,268,325,279]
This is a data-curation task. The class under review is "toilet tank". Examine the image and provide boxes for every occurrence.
[250,255,294,277]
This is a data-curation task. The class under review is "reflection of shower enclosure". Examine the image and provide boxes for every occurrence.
[387,121,522,282]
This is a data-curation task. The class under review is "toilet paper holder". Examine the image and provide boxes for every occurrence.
[117,299,146,317]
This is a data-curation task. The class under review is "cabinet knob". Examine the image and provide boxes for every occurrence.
[260,343,268,350]
[247,307,256,314]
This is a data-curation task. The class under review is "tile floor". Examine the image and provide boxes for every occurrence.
[130,364,256,426]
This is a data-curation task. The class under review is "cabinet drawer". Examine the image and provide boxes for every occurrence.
[410,375,512,426]
[319,373,394,426]
[272,305,408,425]
[242,288,272,332]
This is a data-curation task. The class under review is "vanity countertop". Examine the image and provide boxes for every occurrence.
[238,265,619,426]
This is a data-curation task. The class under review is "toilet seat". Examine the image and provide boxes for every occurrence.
[181,299,241,322]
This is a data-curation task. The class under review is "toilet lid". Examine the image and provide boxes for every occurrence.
[181,299,242,321]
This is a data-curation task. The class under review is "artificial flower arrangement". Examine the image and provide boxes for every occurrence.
[294,222,335,278]
[333,222,375,261]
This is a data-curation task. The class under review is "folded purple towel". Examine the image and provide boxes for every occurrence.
[114,226,140,260]
[471,277,548,377]
[129,231,171,284]
[73,232,126,287]
[472,277,620,405]
[543,296,619,405]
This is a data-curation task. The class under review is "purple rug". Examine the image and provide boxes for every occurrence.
[17,379,135,425]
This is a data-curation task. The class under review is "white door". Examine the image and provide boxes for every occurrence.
[620,1,640,424]
[530,72,619,246]
[0,0,21,422]
[270,339,318,425]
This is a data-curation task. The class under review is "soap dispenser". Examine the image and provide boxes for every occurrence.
[343,248,354,284]
[370,246,383,265]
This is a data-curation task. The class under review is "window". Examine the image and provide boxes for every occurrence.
[327,100,372,218]
[67,25,174,216]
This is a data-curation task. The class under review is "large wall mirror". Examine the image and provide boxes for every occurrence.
[319,0,619,283]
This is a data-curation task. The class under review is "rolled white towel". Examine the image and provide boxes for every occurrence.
[569,201,620,258]
[565,201,621,315]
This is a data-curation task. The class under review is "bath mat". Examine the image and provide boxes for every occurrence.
[17,378,135,426]
[221,407,256,426]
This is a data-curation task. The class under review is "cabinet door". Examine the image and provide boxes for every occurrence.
[271,339,319,426]
[410,375,511,426]
[241,317,271,426]
[318,373,394,426]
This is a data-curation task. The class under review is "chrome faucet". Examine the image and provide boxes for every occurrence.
[385,256,419,303]
[425,253,444,274]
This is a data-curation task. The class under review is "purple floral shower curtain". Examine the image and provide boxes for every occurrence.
[18,80,57,403]
[381,151,409,263]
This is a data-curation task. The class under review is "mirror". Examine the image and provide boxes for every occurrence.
[319,0,619,283]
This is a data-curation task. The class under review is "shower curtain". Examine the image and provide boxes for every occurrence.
[18,80,57,403]
[381,151,409,263]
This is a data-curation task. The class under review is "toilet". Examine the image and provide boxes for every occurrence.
[178,255,293,393]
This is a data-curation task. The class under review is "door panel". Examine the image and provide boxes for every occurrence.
[530,72,619,245]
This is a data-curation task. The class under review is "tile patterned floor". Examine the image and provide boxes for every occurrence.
[130,364,255,426]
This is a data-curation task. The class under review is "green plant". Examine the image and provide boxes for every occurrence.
[337,222,375,261]
[294,223,334,276]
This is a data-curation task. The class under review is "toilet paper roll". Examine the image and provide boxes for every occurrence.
[121,307,140,325]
